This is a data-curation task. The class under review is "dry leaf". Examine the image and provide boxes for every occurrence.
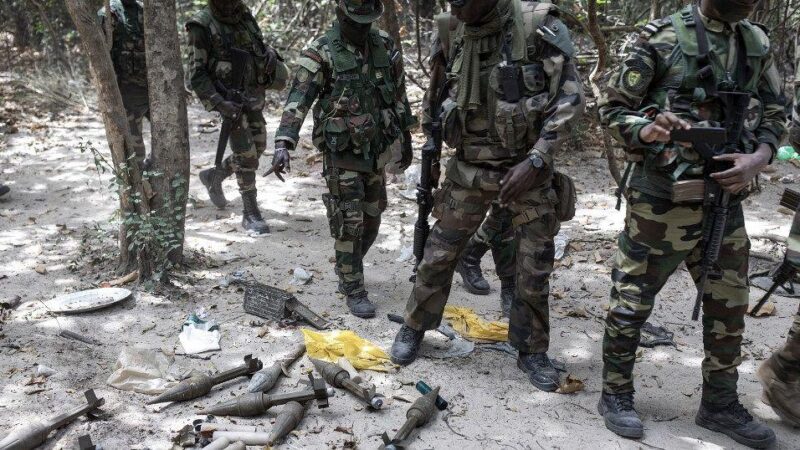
[24,375,47,386]
[34,264,47,275]
[334,426,354,435]
[563,305,589,318]
[747,301,776,317]
[556,374,585,394]
[594,251,604,264]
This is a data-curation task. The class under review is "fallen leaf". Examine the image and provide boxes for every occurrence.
[34,265,47,275]
[24,375,47,386]
[594,251,604,264]
[334,426,354,435]
[747,301,776,317]
[556,374,585,394]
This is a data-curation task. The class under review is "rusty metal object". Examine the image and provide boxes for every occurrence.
[200,374,332,417]
[247,342,306,393]
[380,387,440,450]
[243,282,331,329]
[147,355,263,405]
[311,358,383,409]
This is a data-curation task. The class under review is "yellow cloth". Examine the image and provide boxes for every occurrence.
[444,305,509,342]
[302,329,395,372]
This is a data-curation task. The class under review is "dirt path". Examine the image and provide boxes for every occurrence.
[0,94,798,450]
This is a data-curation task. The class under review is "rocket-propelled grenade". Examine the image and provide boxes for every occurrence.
[310,358,384,409]
[247,342,306,393]
[267,401,307,446]
[200,374,333,417]
[379,387,440,450]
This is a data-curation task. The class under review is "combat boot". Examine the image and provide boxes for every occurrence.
[0,184,9,198]
[240,190,270,234]
[518,352,560,392]
[597,392,643,439]
[695,400,776,449]
[346,291,376,319]
[456,240,491,295]
[199,167,231,209]
[390,324,425,366]
[758,354,800,427]
[500,276,515,318]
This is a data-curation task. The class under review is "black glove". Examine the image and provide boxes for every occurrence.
[265,141,292,181]
[216,100,242,119]
[399,130,413,171]
[263,47,279,78]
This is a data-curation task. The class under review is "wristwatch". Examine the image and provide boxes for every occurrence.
[528,153,545,169]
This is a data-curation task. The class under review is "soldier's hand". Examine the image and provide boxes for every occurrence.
[216,100,243,119]
[264,46,279,78]
[399,131,413,172]
[639,112,691,144]
[710,144,772,194]
[499,159,540,206]
[265,143,292,182]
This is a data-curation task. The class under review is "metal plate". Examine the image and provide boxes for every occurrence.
[45,288,132,314]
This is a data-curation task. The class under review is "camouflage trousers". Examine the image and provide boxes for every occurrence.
[772,306,800,380]
[405,177,559,353]
[603,190,750,406]
[121,84,149,163]
[221,110,267,193]
[465,202,517,280]
[323,168,387,296]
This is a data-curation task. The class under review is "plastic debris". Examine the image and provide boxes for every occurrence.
[396,246,414,263]
[302,329,395,372]
[290,267,313,285]
[399,164,421,201]
[554,230,569,260]
[179,314,221,354]
[106,347,182,395]
[34,364,56,378]
[443,305,509,342]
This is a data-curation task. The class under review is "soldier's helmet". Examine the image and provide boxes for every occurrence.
[337,0,384,24]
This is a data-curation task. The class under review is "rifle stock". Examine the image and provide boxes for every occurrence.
[213,48,251,169]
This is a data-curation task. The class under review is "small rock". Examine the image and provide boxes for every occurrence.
[265,219,289,232]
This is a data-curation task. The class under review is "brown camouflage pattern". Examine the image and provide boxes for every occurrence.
[465,204,517,281]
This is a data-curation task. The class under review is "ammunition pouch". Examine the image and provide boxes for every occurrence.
[553,172,577,222]
[322,114,377,155]
[322,193,344,239]
[491,63,548,151]
[441,98,463,149]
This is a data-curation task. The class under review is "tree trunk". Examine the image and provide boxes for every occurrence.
[413,0,437,19]
[64,0,152,277]
[143,0,190,267]
[381,0,403,59]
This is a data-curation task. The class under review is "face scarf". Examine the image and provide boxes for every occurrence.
[708,0,758,23]
[336,7,372,48]
[210,0,245,24]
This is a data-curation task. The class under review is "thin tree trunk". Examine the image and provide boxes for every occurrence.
[64,0,152,277]
[143,0,190,267]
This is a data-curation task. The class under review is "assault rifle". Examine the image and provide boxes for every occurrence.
[691,90,752,321]
[213,47,251,169]
[749,189,800,316]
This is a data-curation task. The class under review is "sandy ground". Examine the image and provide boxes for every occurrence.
[0,86,799,450]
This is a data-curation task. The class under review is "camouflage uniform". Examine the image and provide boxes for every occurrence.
[186,3,286,193]
[98,0,149,162]
[404,0,584,356]
[599,7,786,407]
[468,205,516,281]
[274,20,415,298]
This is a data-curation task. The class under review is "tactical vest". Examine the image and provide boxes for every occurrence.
[312,25,403,165]
[437,1,570,164]
[104,0,147,87]
[186,9,271,88]
[645,7,769,180]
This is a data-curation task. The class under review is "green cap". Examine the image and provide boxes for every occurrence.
[337,0,383,24]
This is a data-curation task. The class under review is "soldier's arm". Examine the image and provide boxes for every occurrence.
[598,32,665,151]
[186,24,225,111]
[754,49,787,156]
[384,34,417,132]
[420,34,446,137]
[273,47,327,149]
[532,17,586,166]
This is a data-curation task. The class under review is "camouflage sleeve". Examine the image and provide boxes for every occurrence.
[419,34,446,136]
[754,49,787,152]
[274,47,326,148]
[531,18,586,166]
[790,35,800,151]
[186,24,225,111]
[383,34,417,132]
[598,31,665,152]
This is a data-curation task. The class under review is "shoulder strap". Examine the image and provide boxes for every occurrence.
[690,4,718,97]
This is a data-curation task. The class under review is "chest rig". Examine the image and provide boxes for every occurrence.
[203,12,270,88]
[313,25,401,163]
[650,6,767,181]
[109,0,147,87]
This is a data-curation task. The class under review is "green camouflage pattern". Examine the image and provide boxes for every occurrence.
[465,204,516,280]
[122,87,149,162]
[598,7,786,200]
[98,0,147,87]
[274,24,414,173]
[603,190,750,406]
[772,209,800,377]
[186,5,283,192]
[325,168,387,296]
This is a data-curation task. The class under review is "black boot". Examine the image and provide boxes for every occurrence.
[500,277,515,318]
[241,190,270,234]
[598,392,643,439]
[346,291,376,319]
[390,324,425,366]
[518,352,560,392]
[456,240,491,295]
[199,167,231,209]
[695,400,776,449]
[0,184,9,198]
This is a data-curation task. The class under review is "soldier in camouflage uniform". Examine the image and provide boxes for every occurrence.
[390,0,585,393]
[186,0,288,234]
[597,0,785,446]
[757,36,800,428]
[269,0,416,318]
[98,0,149,164]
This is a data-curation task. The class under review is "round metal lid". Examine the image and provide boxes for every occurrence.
[45,288,133,314]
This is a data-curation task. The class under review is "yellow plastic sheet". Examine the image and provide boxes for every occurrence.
[444,305,509,342]
[302,329,395,372]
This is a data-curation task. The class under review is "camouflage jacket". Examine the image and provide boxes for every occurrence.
[98,0,147,88]
[422,0,584,191]
[599,6,787,200]
[185,6,287,112]
[274,23,415,173]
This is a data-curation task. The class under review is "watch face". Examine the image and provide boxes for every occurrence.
[530,155,543,168]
